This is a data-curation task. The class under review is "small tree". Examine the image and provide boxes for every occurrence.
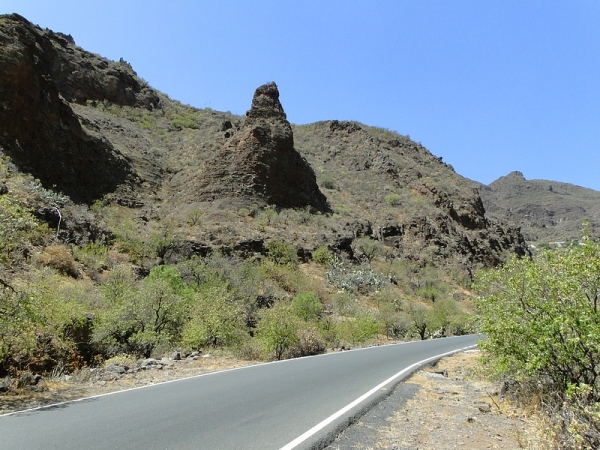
[475,238,600,448]
[291,292,322,322]
[255,303,299,360]
[311,246,334,266]
[474,240,600,393]
[265,239,298,265]
[182,282,245,349]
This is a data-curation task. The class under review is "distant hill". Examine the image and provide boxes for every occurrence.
[475,171,600,245]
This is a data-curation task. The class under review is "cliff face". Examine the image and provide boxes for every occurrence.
[0,14,136,204]
[0,13,529,269]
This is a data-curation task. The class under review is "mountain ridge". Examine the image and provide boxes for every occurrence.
[474,171,600,245]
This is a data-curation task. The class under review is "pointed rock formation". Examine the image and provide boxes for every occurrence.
[196,82,329,212]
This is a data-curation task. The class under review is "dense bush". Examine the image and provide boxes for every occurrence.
[182,282,245,349]
[265,238,298,265]
[384,193,401,206]
[36,245,78,278]
[291,292,322,321]
[93,265,190,357]
[475,237,600,448]
[319,174,336,190]
[0,270,88,375]
[0,193,49,266]
[311,246,334,266]
[337,311,382,345]
[255,303,299,360]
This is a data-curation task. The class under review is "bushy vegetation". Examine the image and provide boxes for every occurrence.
[475,235,600,448]
[0,155,474,380]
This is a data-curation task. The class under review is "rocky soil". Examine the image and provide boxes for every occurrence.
[0,351,257,415]
[324,351,549,450]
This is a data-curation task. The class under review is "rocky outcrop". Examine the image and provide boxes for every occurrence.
[46,30,160,109]
[195,82,330,212]
[0,14,138,204]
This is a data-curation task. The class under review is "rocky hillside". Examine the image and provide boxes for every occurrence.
[0,13,533,377]
[0,13,528,272]
[476,171,600,245]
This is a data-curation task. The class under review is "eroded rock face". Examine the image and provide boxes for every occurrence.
[0,14,135,204]
[196,82,329,212]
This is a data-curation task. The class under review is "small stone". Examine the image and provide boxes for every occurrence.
[477,402,492,413]
[467,416,477,423]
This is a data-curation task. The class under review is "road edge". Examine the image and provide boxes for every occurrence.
[280,344,478,450]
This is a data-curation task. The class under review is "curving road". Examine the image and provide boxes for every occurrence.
[0,335,480,449]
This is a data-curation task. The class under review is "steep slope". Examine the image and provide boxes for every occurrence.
[0,14,162,205]
[0,13,528,273]
[476,171,600,244]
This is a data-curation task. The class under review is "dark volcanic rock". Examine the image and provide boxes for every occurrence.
[196,82,330,212]
[0,14,136,204]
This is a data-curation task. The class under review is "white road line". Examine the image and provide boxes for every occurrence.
[279,345,478,450]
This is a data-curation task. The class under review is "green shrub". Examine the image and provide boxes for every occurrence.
[256,207,277,228]
[474,242,600,392]
[0,194,49,265]
[182,283,245,349]
[385,193,401,206]
[93,265,189,357]
[338,311,382,344]
[291,292,322,321]
[354,237,383,261]
[259,259,306,294]
[311,246,334,266]
[407,302,432,340]
[186,209,204,226]
[475,238,600,448]
[255,303,299,360]
[320,175,336,190]
[36,245,78,278]
[0,269,88,375]
[171,113,200,130]
[265,238,298,265]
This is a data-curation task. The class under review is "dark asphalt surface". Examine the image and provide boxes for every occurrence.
[0,335,480,450]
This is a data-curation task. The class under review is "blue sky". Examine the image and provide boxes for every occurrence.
[3,1,599,190]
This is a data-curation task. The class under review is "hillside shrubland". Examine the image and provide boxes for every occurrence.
[0,153,476,376]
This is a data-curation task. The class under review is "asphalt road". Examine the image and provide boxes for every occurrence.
[0,335,480,450]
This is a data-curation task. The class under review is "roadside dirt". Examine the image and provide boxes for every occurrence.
[0,353,257,415]
[325,350,550,449]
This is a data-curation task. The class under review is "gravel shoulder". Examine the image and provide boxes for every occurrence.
[324,350,551,450]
